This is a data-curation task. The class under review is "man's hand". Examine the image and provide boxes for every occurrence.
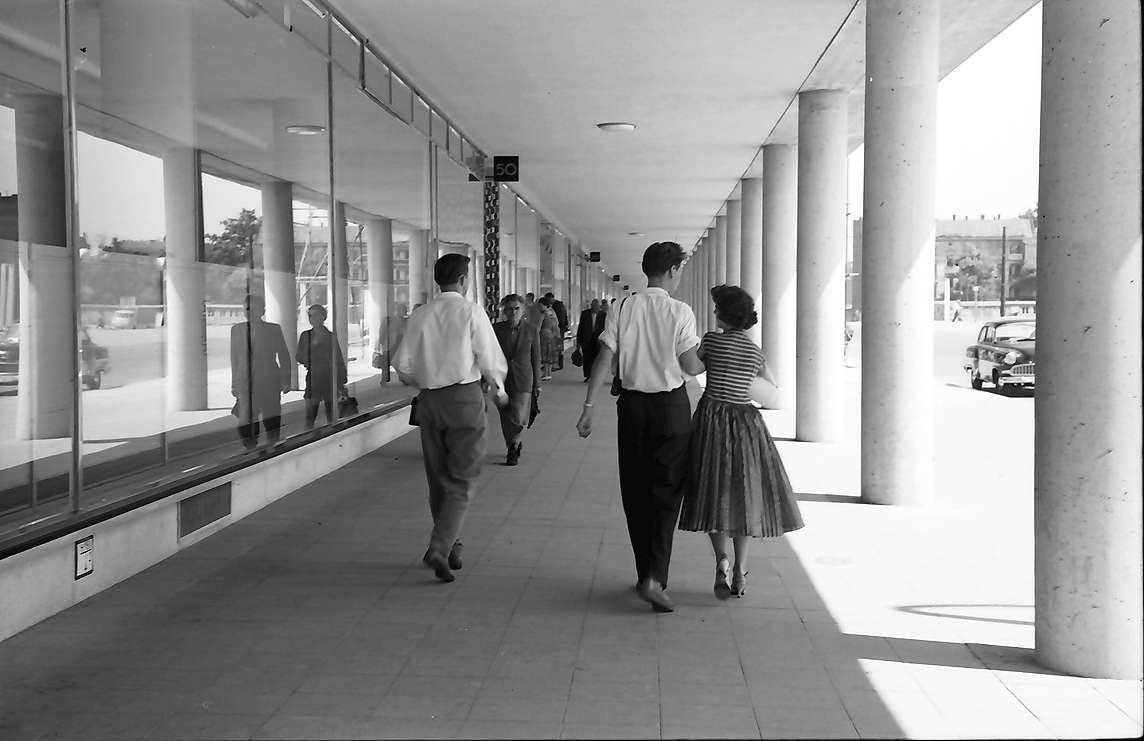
[493,388,509,407]
[576,406,593,438]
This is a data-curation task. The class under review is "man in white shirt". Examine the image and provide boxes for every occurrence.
[394,253,509,582]
[576,242,704,612]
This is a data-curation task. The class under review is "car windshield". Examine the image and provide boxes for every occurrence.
[995,323,1035,342]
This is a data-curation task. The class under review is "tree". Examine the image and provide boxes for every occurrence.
[204,208,261,266]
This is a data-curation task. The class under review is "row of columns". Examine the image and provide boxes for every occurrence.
[677,0,1141,680]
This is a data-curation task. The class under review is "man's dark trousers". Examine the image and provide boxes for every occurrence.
[616,385,691,589]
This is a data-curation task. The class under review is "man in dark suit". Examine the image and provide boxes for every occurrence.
[492,294,541,465]
[575,298,604,381]
[230,294,292,449]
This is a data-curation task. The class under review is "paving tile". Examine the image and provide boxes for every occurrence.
[152,712,271,740]
[559,721,660,739]
[457,719,563,739]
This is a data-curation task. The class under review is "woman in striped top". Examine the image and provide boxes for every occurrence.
[679,285,803,599]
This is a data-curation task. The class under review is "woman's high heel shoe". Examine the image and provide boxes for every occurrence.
[730,570,748,598]
[714,558,732,600]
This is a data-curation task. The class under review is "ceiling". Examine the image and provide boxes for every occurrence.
[334,0,1037,287]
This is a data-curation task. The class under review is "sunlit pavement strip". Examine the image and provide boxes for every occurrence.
[0,360,1139,740]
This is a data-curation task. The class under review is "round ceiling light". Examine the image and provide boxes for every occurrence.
[285,124,326,135]
[596,122,637,133]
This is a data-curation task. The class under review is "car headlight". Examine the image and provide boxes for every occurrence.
[1003,351,1020,365]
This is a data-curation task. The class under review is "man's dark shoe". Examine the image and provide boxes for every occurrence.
[422,551,455,583]
[637,577,675,613]
[448,541,464,571]
[506,447,519,466]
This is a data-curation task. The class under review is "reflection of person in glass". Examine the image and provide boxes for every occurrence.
[373,307,408,383]
[297,304,347,428]
[230,294,291,449]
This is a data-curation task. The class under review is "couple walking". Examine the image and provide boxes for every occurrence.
[394,246,802,601]
[577,241,803,611]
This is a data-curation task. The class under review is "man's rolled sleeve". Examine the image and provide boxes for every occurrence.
[674,305,701,355]
[597,306,620,353]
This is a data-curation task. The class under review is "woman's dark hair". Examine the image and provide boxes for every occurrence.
[538,295,553,307]
[710,284,758,331]
[434,253,470,287]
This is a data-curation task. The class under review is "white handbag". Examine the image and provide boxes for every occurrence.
[747,376,780,409]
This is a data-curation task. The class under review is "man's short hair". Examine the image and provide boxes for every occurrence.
[543,292,554,300]
[434,253,470,287]
[641,241,685,277]
[307,303,328,318]
[244,294,265,315]
[500,293,524,306]
[525,292,536,301]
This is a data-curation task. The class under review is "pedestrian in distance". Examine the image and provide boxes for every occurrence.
[393,253,510,583]
[230,294,291,450]
[678,285,803,600]
[492,294,541,466]
[574,299,604,382]
[546,292,569,370]
[297,304,347,429]
[576,242,705,613]
[537,295,560,381]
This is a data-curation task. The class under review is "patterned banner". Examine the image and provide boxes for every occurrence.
[482,181,500,317]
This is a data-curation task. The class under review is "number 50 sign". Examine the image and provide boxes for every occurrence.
[493,156,519,182]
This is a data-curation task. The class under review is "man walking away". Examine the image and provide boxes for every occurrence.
[575,298,603,382]
[230,294,292,449]
[394,254,509,582]
[576,242,703,612]
[492,294,541,465]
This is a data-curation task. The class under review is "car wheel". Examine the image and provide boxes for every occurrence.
[89,370,103,390]
[970,370,983,390]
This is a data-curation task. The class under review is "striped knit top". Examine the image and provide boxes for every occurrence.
[698,330,764,404]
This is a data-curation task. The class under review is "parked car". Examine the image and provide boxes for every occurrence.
[109,308,138,330]
[964,317,1035,394]
[0,325,111,390]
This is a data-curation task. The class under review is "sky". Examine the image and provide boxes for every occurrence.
[2,3,1043,242]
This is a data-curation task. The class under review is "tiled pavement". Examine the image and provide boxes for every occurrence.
[0,363,1140,740]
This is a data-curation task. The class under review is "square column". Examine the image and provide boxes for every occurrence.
[714,214,728,286]
[365,218,395,377]
[761,145,797,410]
[860,0,939,506]
[1034,0,1142,680]
[795,90,847,442]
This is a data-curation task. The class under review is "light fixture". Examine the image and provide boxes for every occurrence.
[628,231,645,237]
[285,124,326,136]
[596,122,637,133]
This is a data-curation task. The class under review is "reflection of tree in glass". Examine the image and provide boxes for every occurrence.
[205,208,261,267]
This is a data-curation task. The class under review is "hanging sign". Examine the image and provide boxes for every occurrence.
[492,156,519,182]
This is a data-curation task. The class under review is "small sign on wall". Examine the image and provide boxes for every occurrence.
[75,536,93,580]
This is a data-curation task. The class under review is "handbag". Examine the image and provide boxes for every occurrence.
[747,357,780,409]
[338,394,359,417]
[609,297,629,396]
[371,350,385,369]
[571,346,583,367]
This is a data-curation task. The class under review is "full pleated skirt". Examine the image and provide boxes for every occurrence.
[679,395,804,537]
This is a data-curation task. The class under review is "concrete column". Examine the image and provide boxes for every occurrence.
[262,180,297,389]
[1034,0,1142,680]
[762,144,798,410]
[725,200,742,287]
[795,90,847,442]
[162,148,207,413]
[740,178,763,347]
[365,217,393,370]
[714,214,728,286]
[860,0,939,505]
[329,202,349,354]
[407,229,429,309]
[706,232,718,330]
[14,94,71,439]
[101,0,206,413]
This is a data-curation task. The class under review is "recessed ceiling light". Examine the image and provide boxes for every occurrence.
[596,122,637,133]
[628,231,645,237]
[285,124,326,135]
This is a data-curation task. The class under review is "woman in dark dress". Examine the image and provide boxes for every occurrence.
[679,285,803,599]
